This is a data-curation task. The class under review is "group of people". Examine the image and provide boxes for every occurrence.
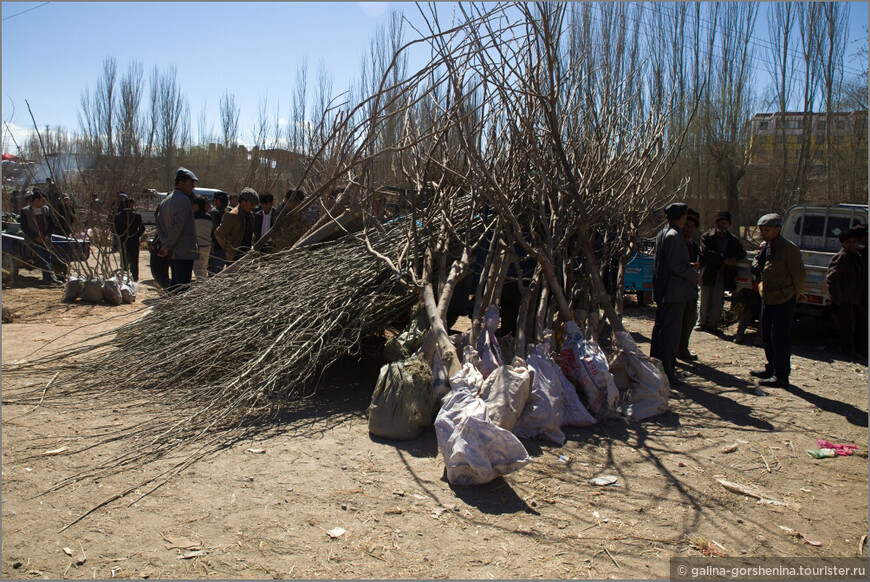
[651,202,867,390]
[651,203,801,388]
[12,179,78,285]
[149,167,305,293]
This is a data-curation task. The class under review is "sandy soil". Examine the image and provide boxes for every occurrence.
[1,253,868,579]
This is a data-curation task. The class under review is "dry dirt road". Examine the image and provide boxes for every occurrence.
[2,258,868,579]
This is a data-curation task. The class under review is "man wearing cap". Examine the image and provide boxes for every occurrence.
[826,229,867,357]
[53,193,76,237]
[677,208,702,361]
[215,187,259,262]
[19,188,61,286]
[650,202,700,386]
[750,213,805,387]
[156,167,199,293]
[697,210,746,333]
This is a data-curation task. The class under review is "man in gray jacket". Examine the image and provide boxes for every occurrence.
[650,202,700,386]
[157,167,199,293]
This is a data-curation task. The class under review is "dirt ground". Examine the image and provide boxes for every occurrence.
[1,253,868,580]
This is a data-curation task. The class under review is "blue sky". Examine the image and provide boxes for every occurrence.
[1,1,406,147]
[2,1,868,152]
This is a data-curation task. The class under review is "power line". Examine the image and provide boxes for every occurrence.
[2,2,50,22]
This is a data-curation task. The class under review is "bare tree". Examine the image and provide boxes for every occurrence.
[817,2,850,202]
[151,65,190,183]
[766,2,797,206]
[703,2,758,230]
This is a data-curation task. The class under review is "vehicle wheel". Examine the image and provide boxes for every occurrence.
[636,292,648,307]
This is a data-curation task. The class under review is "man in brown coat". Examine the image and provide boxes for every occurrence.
[750,213,806,387]
[214,188,259,262]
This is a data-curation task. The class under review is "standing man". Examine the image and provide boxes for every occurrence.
[826,229,867,357]
[697,210,746,333]
[208,191,229,274]
[228,193,240,209]
[44,177,61,207]
[191,195,213,282]
[750,213,805,388]
[253,192,277,250]
[157,168,199,293]
[650,203,699,386]
[677,208,702,362]
[54,193,77,237]
[113,197,145,282]
[215,187,259,263]
[19,189,61,286]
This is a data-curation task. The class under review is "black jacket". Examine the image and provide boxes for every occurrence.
[699,229,746,291]
[253,208,278,242]
[113,209,145,245]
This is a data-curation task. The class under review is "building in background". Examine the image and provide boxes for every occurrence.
[748,110,868,168]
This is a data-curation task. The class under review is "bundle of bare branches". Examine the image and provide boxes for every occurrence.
[3,212,481,499]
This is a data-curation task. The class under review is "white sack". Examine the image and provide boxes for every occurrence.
[434,365,532,486]
[527,342,595,428]
[477,358,531,431]
[612,331,669,421]
[516,350,566,444]
[102,279,122,306]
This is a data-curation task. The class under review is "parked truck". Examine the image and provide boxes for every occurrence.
[734,203,868,316]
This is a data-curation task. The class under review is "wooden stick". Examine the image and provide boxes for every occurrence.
[760,452,771,473]
[603,545,620,568]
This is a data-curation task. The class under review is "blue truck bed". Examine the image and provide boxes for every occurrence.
[623,252,654,306]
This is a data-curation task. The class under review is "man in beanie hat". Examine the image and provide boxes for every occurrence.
[215,187,259,262]
[677,208,701,361]
[697,210,746,333]
[156,167,199,293]
[749,213,805,387]
[650,202,700,386]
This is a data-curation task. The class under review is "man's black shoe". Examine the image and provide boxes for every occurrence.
[750,368,771,378]
[676,351,698,362]
[759,376,788,388]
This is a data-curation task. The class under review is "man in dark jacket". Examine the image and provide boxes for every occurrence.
[114,197,145,281]
[208,191,229,274]
[677,208,702,361]
[650,202,700,386]
[19,188,61,285]
[697,210,746,333]
[157,168,199,293]
[253,192,277,251]
[826,229,867,356]
[53,193,76,237]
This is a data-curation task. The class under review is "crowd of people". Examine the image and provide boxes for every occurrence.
[650,202,868,390]
[148,168,306,293]
[7,170,868,377]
